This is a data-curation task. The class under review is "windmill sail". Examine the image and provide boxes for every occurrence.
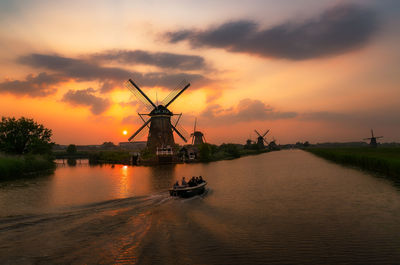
[126,78,190,152]
[161,80,188,106]
[125,79,156,111]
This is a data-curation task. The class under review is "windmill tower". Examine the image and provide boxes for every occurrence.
[125,79,189,152]
[255,129,269,148]
[190,118,206,145]
[363,129,383,147]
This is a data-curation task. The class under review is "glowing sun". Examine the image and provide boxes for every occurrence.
[122,130,128,135]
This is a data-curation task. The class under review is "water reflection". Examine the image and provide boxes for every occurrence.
[148,164,176,191]
[67,158,77,166]
[2,151,400,264]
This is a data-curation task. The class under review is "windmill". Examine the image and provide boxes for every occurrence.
[268,137,279,150]
[190,118,206,145]
[254,129,270,148]
[125,79,190,153]
[363,129,383,147]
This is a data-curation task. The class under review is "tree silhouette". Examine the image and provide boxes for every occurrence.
[0,117,53,155]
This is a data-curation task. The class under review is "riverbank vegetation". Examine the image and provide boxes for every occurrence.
[0,154,55,180]
[198,143,268,162]
[0,117,55,179]
[305,147,400,177]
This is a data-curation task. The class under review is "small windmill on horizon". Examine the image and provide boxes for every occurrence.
[363,129,383,147]
[190,118,206,145]
[125,79,190,153]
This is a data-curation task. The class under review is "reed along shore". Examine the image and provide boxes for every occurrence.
[0,154,55,180]
[305,147,400,178]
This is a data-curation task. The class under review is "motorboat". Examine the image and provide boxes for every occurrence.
[169,182,207,198]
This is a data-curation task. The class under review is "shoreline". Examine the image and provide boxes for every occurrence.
[304,147,400,178]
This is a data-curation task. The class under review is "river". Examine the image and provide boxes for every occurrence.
[1,150,400,264]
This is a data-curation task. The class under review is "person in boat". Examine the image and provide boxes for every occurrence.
[198,176,204,183]
[190,176,199,187]
[173,181,179,189]
[181,177,188,187]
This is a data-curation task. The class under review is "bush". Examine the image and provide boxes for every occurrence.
[0,154,55,180]
[67,144,77,155]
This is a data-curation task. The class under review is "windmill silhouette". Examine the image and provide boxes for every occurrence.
[125,79,190,152]
[190,118,206,145]
[254,129,269,148]
[363,129,383,147]
[268,137,279,150]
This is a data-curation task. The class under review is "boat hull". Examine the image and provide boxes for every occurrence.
[169,182,207,198]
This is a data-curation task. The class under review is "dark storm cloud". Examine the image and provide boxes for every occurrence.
[90,50,206,70]
[0,72,62,97]
[200,98,297,125]
[165,4,378,60]
[18,53,211,92]
[62,88,110,115]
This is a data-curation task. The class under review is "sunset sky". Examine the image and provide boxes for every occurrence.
[0,0,399,145]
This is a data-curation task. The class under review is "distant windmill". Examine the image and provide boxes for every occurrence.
[190,118,206,145]
[254,129,270,148]
[125,79,190,152]
[268,137,279,150]
[363,129,383,147]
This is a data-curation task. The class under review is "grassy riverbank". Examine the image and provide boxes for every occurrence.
[0,154,55,180]
[305,147,400,177]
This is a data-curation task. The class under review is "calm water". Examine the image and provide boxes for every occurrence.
[1,150,400,264]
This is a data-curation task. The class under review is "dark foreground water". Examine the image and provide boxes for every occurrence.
[1,150,400,264]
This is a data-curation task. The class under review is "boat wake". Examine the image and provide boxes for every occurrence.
[0,192,172,264]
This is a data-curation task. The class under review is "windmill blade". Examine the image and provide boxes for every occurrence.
[263,138,269,145]
[254,130,262,137]
[125,79,157,111]
[363,138,372,140]
[138,113,150,129]
[171,115,190,141]
[164,83,190,108]
[193,117,197,133]
[376,136,383,139]
[371,129,374,138]
[128,118,151,141]
[173,113,182,127]
[262,129,270,138]
[160,80,187,106]
[171,124,187,142]
[203,135,207,143]
[132,125,149,141]
[175,123,190,141]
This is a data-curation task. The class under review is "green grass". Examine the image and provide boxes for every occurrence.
[305,147,400,177]
[0,154,55,180]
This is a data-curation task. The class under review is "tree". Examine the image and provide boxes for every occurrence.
[219,143,241,158]
[199,143,211,162]
[0,117,53,155]
[66,144,77,155]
